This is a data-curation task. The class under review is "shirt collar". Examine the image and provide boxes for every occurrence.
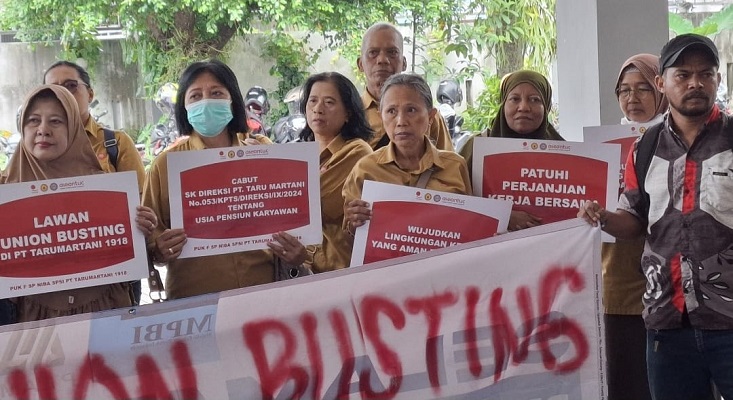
[324,135,346,155]
[361,89,379,110]
[377,139,445,173]
[84,117,101,137]
[665,105,723,140]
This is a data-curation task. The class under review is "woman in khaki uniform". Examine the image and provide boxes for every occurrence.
[601,54,668,400]
[343,74,471,240]
[4,85,157,322]
[142,60,306,299]
[298,72,373,273]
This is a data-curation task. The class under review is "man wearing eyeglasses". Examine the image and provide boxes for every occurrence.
[42,61,145,195]
[43,60,147,306]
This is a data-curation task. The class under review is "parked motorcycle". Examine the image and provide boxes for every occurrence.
[437,79,465,138]
[271,86,305,143]
[150,83,181,157]
[0,129,20,169]
[245,86,271,136]
[437,79,473,153]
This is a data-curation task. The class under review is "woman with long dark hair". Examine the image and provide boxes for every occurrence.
[298,72,373,272]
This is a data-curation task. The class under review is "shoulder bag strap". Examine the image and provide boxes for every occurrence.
[415,167,434,189]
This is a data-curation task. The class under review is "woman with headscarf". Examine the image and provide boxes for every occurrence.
[461,70,564,231]
[488,70,564,140]
[615,53,668,125]
[2,85,157,322]
[601,53,667,400]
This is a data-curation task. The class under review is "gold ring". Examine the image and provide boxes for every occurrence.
[168,248,174,255]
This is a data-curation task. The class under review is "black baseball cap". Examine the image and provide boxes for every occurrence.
[659,33,719,74]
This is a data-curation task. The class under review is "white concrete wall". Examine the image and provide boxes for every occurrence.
[557,0,669,141]
[0,40,151,135]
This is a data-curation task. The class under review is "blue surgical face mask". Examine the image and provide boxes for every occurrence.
[186,99,233,137]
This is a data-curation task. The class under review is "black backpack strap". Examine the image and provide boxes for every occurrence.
[634,123,663,220]
[102,127,119,169]
[374,133,390,150]
[726,115,733,150]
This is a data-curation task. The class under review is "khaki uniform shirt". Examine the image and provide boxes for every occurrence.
[307,136,372,273]
[142,134,276,300]
[343,140,472,227]
[85,118,146,195]
[602,240,646,315]
[361,90,454,152]
[15,118,145,321]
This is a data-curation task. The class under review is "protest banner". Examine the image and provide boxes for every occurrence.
[0,172,148,298]
[583,124,654,196]
[350,181,512,266]
[0,220,605,399]
[167,143,322,258]
[472,137,620,226]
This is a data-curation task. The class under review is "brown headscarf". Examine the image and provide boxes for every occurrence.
[489,70,564,141]
[615,53,668,117]
[3,84,102,183]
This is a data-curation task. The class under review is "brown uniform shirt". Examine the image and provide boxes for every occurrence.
[307,136,373,273]
[85,118,146,195]
[343,139,472,232]
[142,134,276,300]
[602,240,646,315]
[361,89,454,152]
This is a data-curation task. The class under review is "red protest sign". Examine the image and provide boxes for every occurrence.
[167,143,322,258]
[481,152,608,223]
[351,181,511,266]
[0,172,148,298]
[583,124,652,197]
[0,191,134,278]
[180,159,310,238]
[473,138,620,227]
[363,201,501,264]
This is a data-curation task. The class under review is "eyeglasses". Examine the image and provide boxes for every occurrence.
[616,87,654,100]
[56,80,89,94]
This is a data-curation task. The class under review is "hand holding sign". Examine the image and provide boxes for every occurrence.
[267,231,307,266]
[153,228,187,262]
[345,199,371,232]
[509,210,543,231]
[135,205,159,238]
[577,200,606,227]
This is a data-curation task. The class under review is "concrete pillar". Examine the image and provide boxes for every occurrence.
[556,0,669,141]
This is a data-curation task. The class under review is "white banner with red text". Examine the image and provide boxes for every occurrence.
[0,219,605,400]
[167,142,322,258]
[350,180,512,267]
[0,171,148,298]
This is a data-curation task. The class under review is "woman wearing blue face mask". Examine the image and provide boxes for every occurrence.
[142,59,308,299]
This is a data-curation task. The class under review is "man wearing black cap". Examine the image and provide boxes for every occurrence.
[579,33,733,400]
